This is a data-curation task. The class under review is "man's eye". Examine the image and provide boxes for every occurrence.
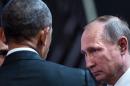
[84,53,87,57]
[89,48,97,53]
[88,48,102,53]
[81,51,87,57]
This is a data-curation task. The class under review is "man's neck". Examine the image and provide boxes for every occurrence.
[107,66,125,85]
[108,54,130,85]
[8,41,37,50]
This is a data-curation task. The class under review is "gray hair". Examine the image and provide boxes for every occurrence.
[2,0,52,42]
[96,15,130,52]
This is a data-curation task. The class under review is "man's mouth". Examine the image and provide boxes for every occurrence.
[91,70,102,77]
[93,71,100,76]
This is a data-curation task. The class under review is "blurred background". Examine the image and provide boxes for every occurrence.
[1,0,130,68]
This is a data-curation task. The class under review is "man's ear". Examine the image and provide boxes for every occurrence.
[37,27,48,47]
[118,36,128,55]
[37,26,51,59]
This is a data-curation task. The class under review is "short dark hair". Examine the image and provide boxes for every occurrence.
[2,0,52,42]
[96,15,130,52]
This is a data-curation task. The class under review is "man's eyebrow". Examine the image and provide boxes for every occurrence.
[81,47,97,53]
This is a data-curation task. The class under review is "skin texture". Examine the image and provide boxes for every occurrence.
[81,21,127,85]
[37,27,52,59]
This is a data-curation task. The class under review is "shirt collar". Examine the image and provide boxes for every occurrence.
[7,47,38,56]
[114,67,130,86]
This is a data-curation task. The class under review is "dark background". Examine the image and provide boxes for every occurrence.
[44,0,86,68]
[1,0,130,68]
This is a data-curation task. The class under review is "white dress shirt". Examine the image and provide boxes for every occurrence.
[7,47,38,56]
[107,68,130,86]
[114,68,130,86]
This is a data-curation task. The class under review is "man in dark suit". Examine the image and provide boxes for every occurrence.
[0,0,97,86]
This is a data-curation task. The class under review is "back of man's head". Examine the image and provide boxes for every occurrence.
[2,0,52,42]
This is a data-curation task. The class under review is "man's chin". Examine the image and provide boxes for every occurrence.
[95,74,106,82]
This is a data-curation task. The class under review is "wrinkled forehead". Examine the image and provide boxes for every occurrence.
[81,21,106,51]
[82,21,105,41]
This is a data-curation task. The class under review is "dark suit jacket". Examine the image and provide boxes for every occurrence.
[0,51,96,86]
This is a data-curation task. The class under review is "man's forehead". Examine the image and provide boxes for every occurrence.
[83,21,104,36]
[81,21,106,46]
[85,21,105,31]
